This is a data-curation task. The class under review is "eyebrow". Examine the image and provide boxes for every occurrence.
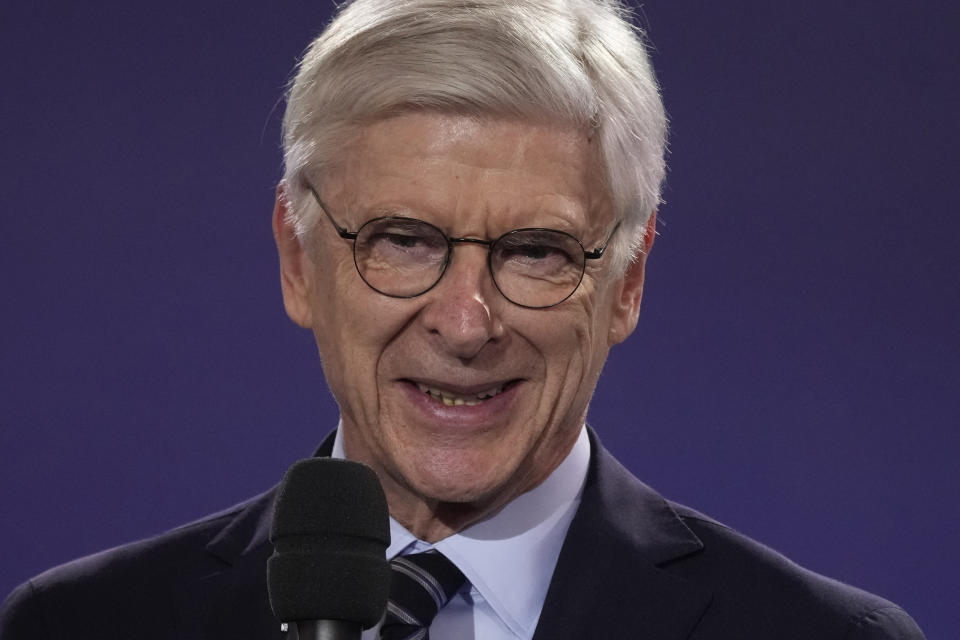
[311,183,595,240]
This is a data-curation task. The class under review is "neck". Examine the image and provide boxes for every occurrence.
[389,500,490,542]
[381,473,522,542]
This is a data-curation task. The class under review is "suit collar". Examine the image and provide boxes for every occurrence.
[577,430,704,565]
[533,428,713,639]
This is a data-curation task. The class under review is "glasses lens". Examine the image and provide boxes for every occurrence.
[491,229,585,308]
[354,217,448,297]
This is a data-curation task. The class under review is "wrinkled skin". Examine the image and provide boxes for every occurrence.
[274,113,653,541]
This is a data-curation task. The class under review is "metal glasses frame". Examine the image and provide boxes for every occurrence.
[305,182,620,309]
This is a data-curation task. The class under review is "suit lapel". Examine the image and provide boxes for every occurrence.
[169,434,340,639]
[169,488,282,639]
[533,431,713,639]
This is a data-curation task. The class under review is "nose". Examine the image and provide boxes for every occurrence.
[420,245,505,360]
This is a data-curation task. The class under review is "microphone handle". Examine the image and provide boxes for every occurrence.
[283,620,362,640]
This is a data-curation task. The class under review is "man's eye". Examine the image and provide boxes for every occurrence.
[501,241,573,265]
[378,232,424,249]
[364,226,446,264]
[513,243,553,260]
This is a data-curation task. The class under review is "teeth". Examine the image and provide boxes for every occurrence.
[415,382,506,406]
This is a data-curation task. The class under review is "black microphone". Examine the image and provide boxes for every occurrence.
[268,458,391,640]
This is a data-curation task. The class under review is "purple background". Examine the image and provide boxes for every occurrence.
[1,2,956,636]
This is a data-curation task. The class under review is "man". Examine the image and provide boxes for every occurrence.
[0,0,925,638]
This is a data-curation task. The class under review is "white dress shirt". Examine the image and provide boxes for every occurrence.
[331,424,590,640]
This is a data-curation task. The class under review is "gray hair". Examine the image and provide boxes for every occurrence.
[282,0,666,271]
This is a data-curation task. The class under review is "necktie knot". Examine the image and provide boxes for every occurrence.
[379,550,466,640]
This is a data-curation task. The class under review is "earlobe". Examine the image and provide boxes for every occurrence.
[273,182,314,328]
[607,212,656,346]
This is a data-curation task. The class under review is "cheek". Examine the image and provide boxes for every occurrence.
[552,296,614,400]
[564,293,604,361]
[313,281,413,385]
[577,279,619,358]
[524,304,600,395]
[313,297,399,430]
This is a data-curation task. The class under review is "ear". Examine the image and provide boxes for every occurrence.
[607,212,656,346]
[273,181,314,328]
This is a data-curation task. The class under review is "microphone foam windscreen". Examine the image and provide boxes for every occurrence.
[268,458,390,628]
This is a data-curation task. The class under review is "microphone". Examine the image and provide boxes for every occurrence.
[268,458,391,640]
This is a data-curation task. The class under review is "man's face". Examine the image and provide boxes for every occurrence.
[275,112,650,536]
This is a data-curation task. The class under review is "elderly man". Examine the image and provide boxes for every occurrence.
[1,1,925,638]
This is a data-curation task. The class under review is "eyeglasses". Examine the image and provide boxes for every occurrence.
[306,182,620,309]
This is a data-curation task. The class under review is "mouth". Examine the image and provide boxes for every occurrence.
[405,379,519,407]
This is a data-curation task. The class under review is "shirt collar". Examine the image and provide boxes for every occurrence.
[331,423,591,637]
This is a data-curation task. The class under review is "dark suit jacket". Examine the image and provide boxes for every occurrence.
[1,430,925,639]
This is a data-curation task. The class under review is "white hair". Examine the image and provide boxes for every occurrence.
[282,0,666,271]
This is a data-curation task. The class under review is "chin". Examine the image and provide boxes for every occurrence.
[403,458,513,506]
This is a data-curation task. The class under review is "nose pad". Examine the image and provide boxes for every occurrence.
[420,246,504,359]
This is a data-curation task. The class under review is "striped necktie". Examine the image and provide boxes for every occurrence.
[379,549,467,640]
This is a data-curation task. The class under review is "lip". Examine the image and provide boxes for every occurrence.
[405,376,517,397]
[396,377,523,429]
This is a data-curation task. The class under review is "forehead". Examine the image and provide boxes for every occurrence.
[324,112,611,233]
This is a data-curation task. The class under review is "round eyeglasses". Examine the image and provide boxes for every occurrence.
[306,183,620,309]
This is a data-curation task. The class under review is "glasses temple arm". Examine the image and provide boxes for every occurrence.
[583,220,622,260]
[307,183,358,240]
